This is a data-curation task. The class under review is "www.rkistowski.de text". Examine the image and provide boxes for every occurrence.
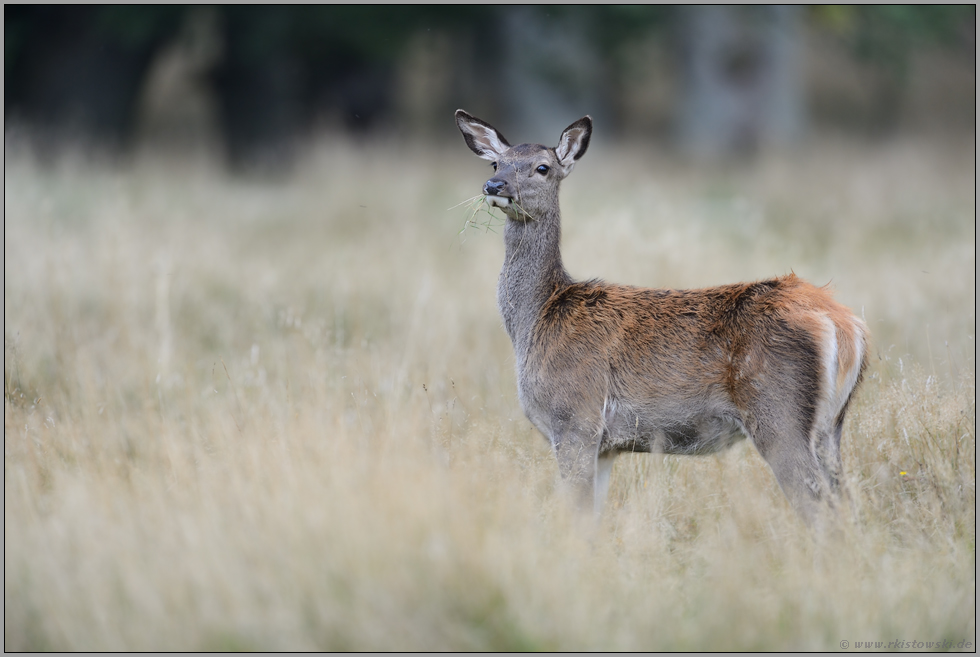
[839,639,973,650]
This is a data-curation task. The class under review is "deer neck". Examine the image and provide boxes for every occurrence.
[497,206,571,352]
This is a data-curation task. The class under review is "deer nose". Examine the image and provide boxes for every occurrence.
[484,179,508,197]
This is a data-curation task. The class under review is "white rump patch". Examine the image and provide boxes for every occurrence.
[820,314,840,416]
[817,313,864,431]
[838,320,865,410]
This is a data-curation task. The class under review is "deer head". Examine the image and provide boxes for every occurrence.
[455,110,592,222]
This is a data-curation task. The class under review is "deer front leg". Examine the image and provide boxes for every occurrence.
[595,452,617,515]
[553,427,605,514]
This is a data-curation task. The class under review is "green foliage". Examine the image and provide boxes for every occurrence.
[813,5,974,74]
[810,5,974,130]
[93,6,184,51]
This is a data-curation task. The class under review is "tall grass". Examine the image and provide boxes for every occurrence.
[4,134,975,650]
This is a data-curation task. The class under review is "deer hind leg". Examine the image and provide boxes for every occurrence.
[750,313,866,527]
[747,392,837,527]
[817,313,867,484]
[812,419,844,497]
[808,313,867,509]
[753,430,830,526]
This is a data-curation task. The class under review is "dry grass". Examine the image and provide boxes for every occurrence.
[4,133,975,650]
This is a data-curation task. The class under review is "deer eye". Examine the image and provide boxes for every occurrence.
[491,162,498,171]
[536,165,550,175]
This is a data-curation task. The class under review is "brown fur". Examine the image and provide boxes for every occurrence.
[456,110,869,525]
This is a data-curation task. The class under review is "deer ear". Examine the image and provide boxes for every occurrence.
[556,116,592,170]
[456,110,511,161]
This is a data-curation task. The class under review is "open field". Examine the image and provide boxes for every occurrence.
[4,133,975,650]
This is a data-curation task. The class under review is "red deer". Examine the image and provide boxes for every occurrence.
[455,110,868,526]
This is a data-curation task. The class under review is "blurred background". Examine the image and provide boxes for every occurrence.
[4,7,976,650]
[5,5,975,166]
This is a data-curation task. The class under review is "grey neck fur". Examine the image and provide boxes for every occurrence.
[497,206,571,358]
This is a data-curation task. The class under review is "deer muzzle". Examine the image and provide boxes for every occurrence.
[484,179,512,208]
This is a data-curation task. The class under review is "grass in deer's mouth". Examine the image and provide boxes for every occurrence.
[453,193,506,238]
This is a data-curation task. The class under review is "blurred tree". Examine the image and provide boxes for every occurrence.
[210,6,495,167]
[492,6,671,140]
[5,6,184,151]
[677,6,805,160]
[4,5,974,166]
[134,8,223,161]
[811,5,975,134]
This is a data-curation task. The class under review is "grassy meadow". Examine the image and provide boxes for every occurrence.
[4,133,975,650]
